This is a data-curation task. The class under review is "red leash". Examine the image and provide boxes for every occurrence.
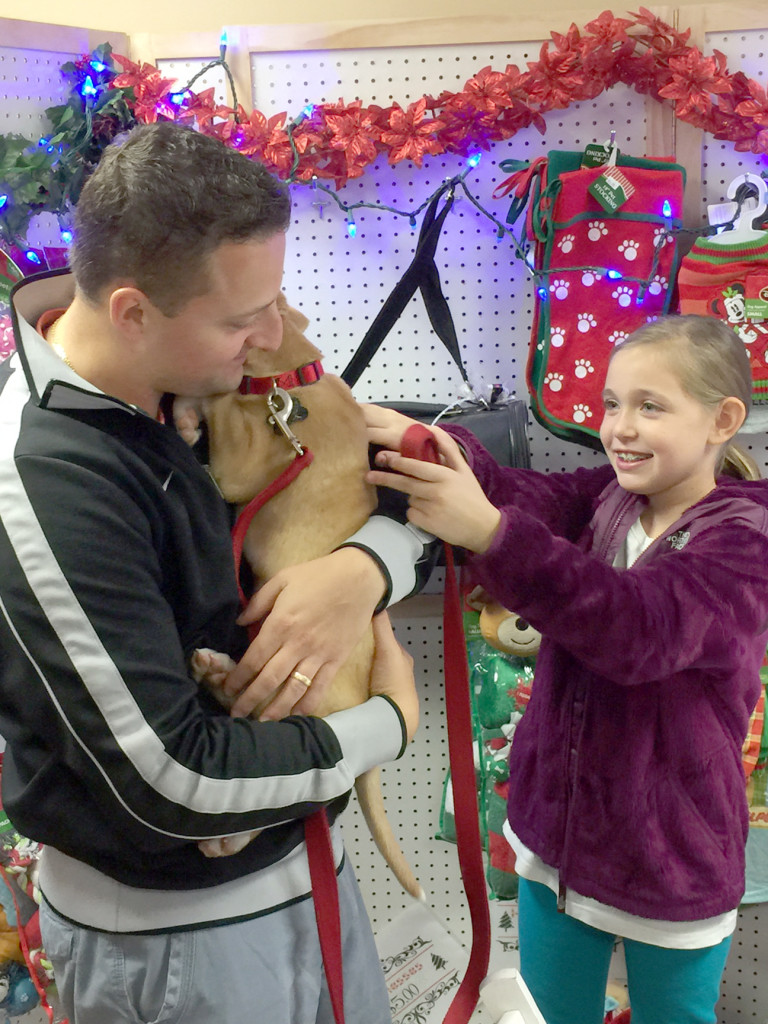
[401,424,491,1024]
[230,444,347,1024]
[231,448,314,609]
[231,421,491,1024]
[305,809,346,1024]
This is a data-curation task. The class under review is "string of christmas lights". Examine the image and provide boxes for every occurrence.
[2,13,767,283]
[170,32,241,121]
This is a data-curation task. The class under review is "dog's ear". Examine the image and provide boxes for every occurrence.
[277,293,323,364]
[277,291,310,333]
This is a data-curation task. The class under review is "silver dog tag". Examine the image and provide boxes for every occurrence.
[266,385,305,455]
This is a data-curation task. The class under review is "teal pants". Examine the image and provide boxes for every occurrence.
[518,878,732,1024]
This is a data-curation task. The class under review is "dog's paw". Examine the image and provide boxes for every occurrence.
[173,397,203,446]
[191,648,237,685]
[198,830,261,858]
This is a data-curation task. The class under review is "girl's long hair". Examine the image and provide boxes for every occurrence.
[611,315,759,480]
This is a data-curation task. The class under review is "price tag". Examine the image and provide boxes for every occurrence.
[376,901,471,1023]
[745,277,768,321]
[589,165,636,213]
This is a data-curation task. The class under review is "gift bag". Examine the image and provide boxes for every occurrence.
[436,603,536,901]
[342,185,530,470]
[0,249,23,362]
[497,150,686,449]
[744,658,768,904]
[0,755,61,1021]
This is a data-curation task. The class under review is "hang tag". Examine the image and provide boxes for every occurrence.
[744,275,768,321]
[588,165,636,213]
[375,901,469,1024]
[581,142,618,168]
[744,299,768,320]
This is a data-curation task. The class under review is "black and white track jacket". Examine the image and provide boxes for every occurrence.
[0,271,428,932]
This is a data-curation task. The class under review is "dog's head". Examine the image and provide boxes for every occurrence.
[204,294,329,504]
[241,292,323,377]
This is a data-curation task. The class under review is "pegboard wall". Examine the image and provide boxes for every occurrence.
[157,29,768,477]
[1,15,767,1022]
[160,29,768,1023]
[0,44,73,251]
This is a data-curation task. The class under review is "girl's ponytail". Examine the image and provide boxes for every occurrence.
[721,444,761,481]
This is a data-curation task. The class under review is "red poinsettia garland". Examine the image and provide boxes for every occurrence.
[107,7,768,187]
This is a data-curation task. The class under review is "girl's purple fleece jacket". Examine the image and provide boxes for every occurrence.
[448,425,768,922]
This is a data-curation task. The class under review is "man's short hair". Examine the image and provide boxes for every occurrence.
[69,122,291,315]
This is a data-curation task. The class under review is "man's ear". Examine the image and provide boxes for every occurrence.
[108,287,152,338]
[711,396,747,443]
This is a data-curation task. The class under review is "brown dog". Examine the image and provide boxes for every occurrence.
[179,294,421,899]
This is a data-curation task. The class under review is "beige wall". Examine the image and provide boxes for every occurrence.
[0,0,731,39]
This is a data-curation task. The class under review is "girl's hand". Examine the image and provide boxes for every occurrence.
[362,403,421,452]
[367,426,501,553]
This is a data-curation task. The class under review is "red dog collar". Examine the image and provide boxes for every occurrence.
[239,360,324,395]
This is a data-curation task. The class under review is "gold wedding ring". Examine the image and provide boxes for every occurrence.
[291,670,313,689]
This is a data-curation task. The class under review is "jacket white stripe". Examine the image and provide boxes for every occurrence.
[0,364,356,828]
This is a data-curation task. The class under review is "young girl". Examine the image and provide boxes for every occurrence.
[365,314,768,1024]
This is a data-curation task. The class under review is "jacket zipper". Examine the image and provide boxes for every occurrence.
[596,490,635,562]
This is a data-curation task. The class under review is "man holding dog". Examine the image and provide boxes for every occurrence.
[0,122,424,1023]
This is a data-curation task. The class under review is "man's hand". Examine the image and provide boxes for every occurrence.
[368,612,418,743]
[223,548,386,719]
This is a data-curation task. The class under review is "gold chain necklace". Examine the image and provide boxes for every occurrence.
[46,317,76,372]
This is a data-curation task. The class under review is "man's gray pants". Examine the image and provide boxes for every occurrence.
[40,857,391,1024]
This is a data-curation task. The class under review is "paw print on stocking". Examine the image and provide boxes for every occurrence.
[0,317,14,361]
[544,373,564,392]
[609,330,629,346]
[612,285,634,308]
[587,220,608,241]
[550,279,569,300]
[573,404,593,424]
[653,227,672,248]
[574,359,594,380]
[581,270,603,287]
[550,327,566,348]
[618,239,639,261]
[648,274,667,297]
[558,234,576,254]
[577,313,597,334]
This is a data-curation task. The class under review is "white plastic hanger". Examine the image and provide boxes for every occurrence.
[479,969,548,1024]
[707,172,768,245]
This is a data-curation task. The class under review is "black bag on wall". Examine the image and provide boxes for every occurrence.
[341,184,530,471]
